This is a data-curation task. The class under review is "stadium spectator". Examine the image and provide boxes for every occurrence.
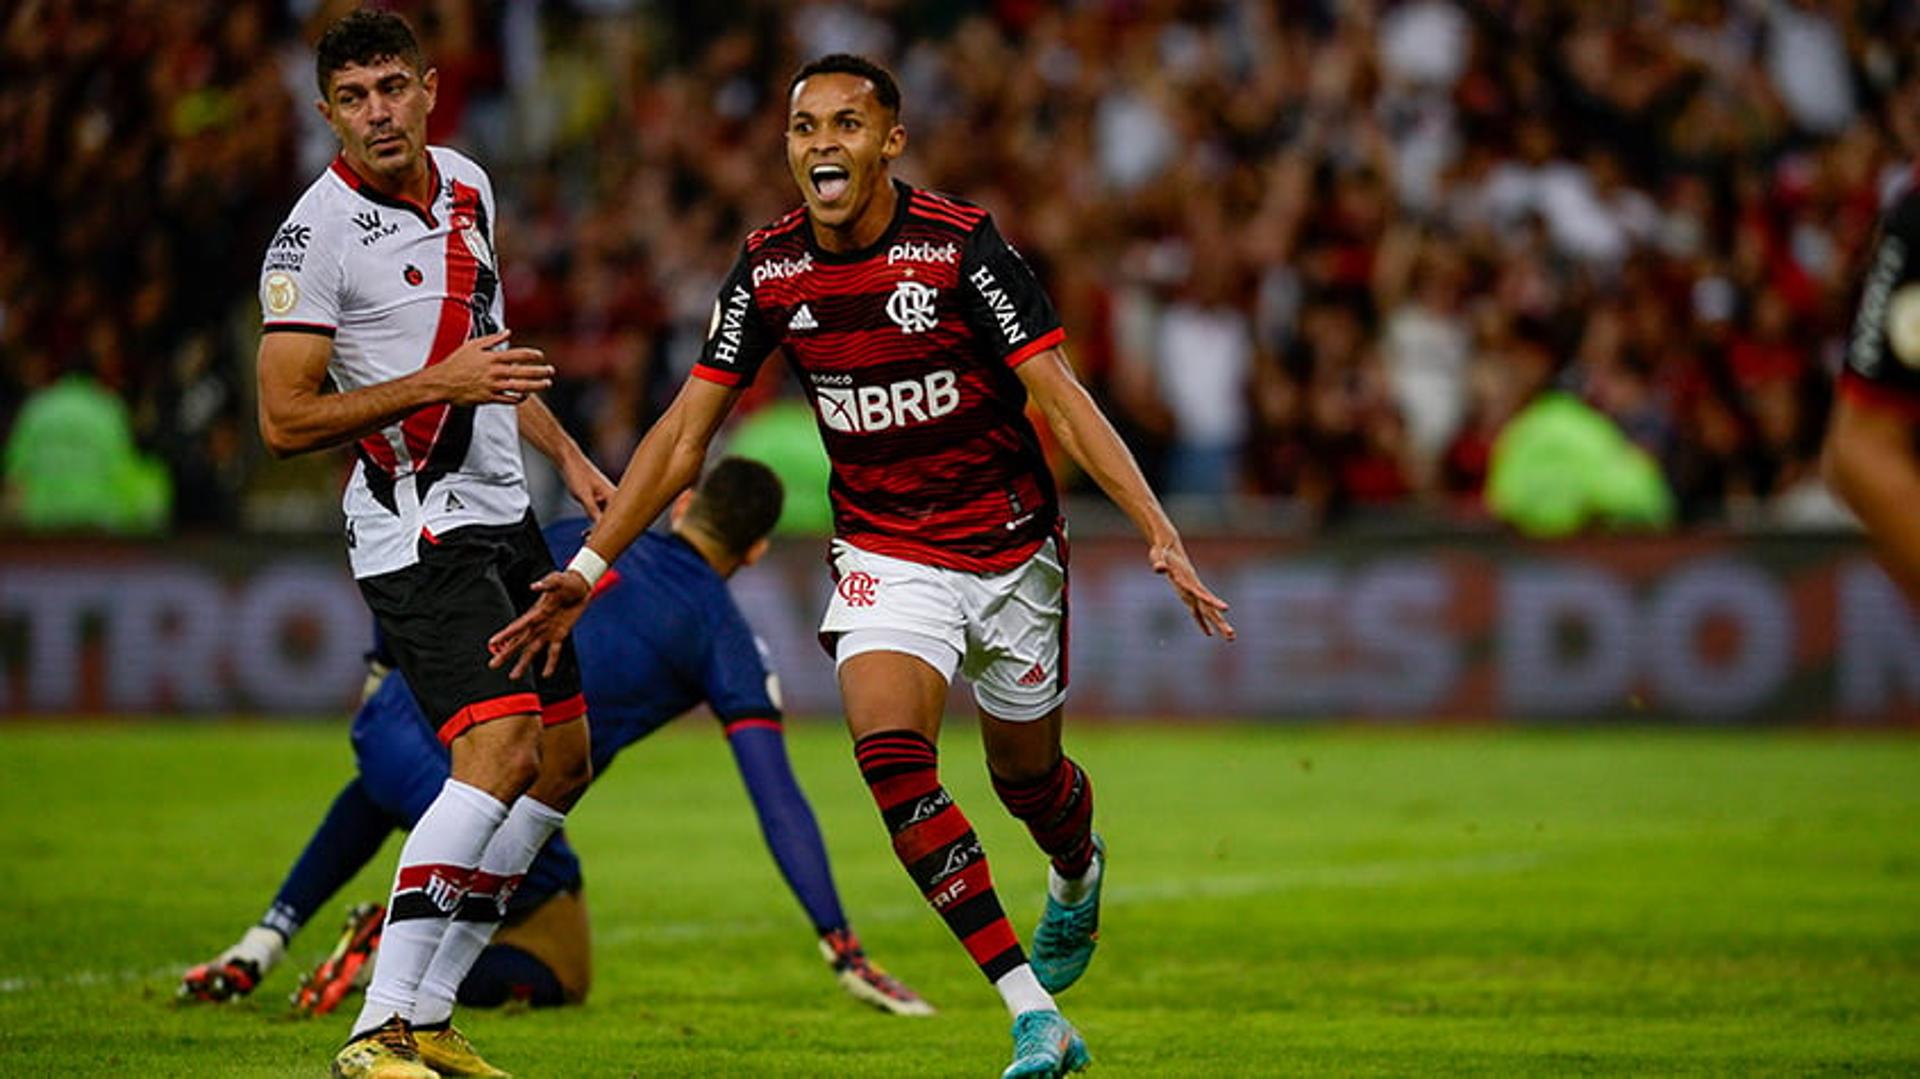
[1150,260,1256,497]
[488,53,1233,1079]
[7,1,1920,530]
[1,367,171,534]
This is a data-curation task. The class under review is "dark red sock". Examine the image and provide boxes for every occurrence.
[854,730,1024,982]
[992,755,1096,878]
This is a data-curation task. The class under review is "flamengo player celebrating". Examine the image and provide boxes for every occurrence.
[1825,172,1920,600]
[491,54,1233,1079]
[256,12,609,1079]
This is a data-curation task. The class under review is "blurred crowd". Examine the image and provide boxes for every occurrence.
[5,0,1919,533]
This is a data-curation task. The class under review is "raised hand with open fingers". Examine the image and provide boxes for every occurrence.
[1149,542,1235,640]
[489,569,592,679]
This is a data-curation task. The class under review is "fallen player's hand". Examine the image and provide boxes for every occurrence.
[1149,542,1234,640]
[489,570,592,679]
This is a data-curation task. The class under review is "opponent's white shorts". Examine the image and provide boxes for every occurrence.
[822,538,1068,722]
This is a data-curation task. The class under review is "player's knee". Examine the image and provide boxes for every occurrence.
[981,727,1063,784]
[987,747,1059,785]
[530,743,591,808]
[561,740,592,787]
[450,716,545,800]
[459,741,541,802]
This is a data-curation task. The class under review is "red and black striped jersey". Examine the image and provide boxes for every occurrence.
[694,181,1065,573]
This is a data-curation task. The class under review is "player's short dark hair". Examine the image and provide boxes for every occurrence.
[688,456,785,557]
[789,54,901,118]
[315,8,425,97]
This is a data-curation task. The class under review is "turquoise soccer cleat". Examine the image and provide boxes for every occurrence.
[1030,834,1104,993]
[1001,1009,1090,1079]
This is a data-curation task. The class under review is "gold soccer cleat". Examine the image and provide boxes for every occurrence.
[415,1024,511,1079]
[331,1015,439,1079]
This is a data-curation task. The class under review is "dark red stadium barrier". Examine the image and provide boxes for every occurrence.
[1,532,1914,724]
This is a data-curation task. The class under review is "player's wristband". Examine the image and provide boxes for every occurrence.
[565,546,608,590]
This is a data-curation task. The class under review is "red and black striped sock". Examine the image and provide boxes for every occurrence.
[854,729,1025,982]
[992,755,1096,879]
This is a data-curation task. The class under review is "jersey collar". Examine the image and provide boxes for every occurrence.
[662,530,725,580]
[803,178,912,264]
[329,150,443,228]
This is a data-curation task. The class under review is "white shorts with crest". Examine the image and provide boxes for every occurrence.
[821,537,1068,722]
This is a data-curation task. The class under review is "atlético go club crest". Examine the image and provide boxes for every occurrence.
[461,224,494,272]
[886,280,939,334]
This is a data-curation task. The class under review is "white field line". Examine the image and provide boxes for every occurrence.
[0,964,184,995]
[0,850,1546,994]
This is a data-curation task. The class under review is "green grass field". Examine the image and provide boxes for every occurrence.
[1,721,1918,1077]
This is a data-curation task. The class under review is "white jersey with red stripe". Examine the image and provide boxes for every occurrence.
[259,146,528,579]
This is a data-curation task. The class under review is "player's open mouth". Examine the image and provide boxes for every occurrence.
[810,164,850,203]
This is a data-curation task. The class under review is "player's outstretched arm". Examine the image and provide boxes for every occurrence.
[489,377,742,677]
[517,392,615,520]
[1017,348,1234,639]
[723,719,847,931]
[258,329,553,458]
[1823,396,1920,601]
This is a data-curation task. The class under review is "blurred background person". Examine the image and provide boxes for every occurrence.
[4,0,1914,538]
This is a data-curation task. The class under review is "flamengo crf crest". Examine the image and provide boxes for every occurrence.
[886,280,939,333]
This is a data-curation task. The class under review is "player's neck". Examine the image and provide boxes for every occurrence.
[811,176,898,254]
[340,151,434,209]
[673,525,741,578]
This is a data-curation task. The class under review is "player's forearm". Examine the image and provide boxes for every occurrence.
[260,372,445,458]
[1036,367,1181,547]
[516,393,591,472]
[580,392,714,562]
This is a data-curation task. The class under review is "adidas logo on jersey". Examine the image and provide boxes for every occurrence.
[445,491,464,511]
[790,304,818,331]
[1017,662,1048,687]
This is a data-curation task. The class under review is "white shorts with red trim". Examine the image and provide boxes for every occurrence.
[823,538,1067,723]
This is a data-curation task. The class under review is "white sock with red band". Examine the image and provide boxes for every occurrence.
[411,794,568,1027]
[350,779,506,1038]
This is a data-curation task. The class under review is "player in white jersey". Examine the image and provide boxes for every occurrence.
[254,11,609,1079]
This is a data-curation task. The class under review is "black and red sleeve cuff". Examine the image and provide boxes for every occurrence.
[721,712,783,736]
[692,363,745,387]
[1004,327,1067,368]
[1840,370,1920,422]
